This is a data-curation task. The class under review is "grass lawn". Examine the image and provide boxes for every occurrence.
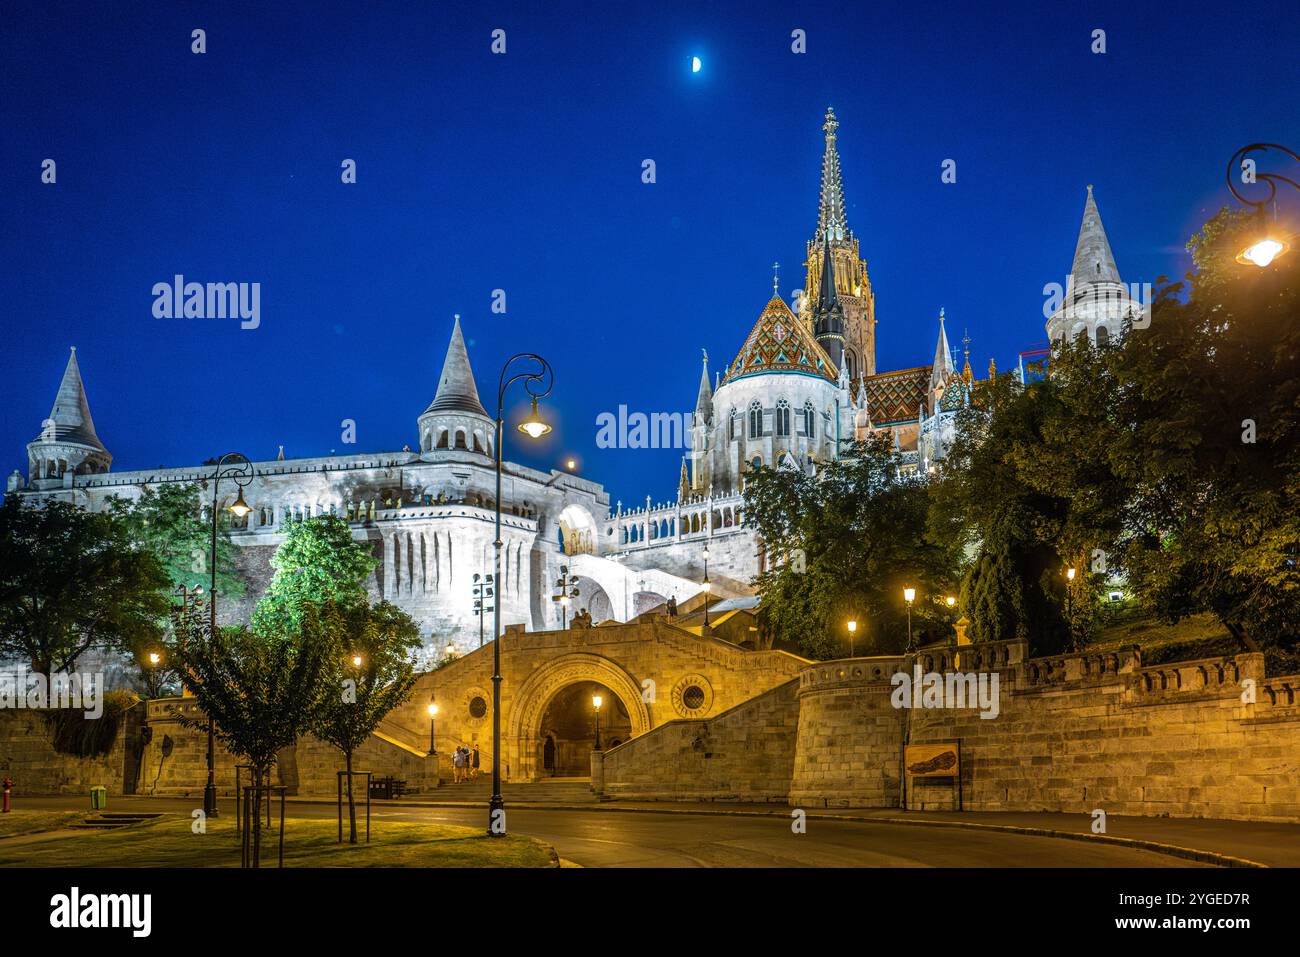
[1091,611,1299,675]
[0,812,558,868]
[0,809,85,838]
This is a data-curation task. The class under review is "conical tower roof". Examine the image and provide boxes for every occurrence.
[34,348,106,451]
[424,317,487,417]
[1070,185,1122,287]
[724,293,837,386]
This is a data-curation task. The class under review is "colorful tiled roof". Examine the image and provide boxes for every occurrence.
[865,366,931,424]
[724,295,837,385]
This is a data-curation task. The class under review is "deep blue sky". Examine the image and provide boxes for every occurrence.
[3,1,1297,507]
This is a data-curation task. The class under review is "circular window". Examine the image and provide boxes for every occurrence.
[671,674,713,718]
[468,696,488,719]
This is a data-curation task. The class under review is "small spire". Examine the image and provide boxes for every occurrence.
[695,349,713,421]
[961,330,973,382]
[277,445,285,461]
[988,356,997,377]
[930,308,955,391]
[815,107,850,244]
[772,261,780,295]
[1070,184,1122,287]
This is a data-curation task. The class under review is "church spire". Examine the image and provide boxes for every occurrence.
[813,232,845,357]
[929,307,954,392]
[694,349,713,423]
[1070,185,1122,288]
[424,315,487,417]
[678,457,690,501]
[816,107,851,243]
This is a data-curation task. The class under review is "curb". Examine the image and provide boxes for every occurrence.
[273,796,1268,868]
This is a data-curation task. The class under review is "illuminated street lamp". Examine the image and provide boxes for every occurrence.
[489,353,554,837]
[148,651,161,666]
[351,653,363,668]
[702,545,711,631]
[592,693,603,751]
[846,619,857,658]
[426,699,438,755]
[903,587,916,653]
[946,596,956,608]
[202,451,255,819]
[1227,143,1299,268]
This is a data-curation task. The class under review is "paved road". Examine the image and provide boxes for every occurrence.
[14,796,1206,867]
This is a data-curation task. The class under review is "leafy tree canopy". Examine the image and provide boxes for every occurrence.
[252,515,378,635]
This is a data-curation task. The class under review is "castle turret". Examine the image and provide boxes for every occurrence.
[418,317,495,456]
[26,348,111,486]
[1046,185,1137,348]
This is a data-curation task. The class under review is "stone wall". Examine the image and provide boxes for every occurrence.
[0,703,144,798]
[137,697,436,799]
[903,643,1300,823]
[599,678,800,802]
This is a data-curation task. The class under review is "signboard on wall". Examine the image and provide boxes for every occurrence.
[904,742,960,778]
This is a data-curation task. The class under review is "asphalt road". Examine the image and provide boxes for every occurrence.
[16,796,1207,867]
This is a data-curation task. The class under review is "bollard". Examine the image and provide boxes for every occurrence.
[90,785,107,811]
[2,776,11,813]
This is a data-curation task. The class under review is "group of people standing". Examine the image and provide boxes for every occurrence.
[451,744,480,783]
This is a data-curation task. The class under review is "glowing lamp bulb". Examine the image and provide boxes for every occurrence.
[1237,237,1288,267]
[352,654,362,667]
[228,489,251,518]
[518,397,552,438]
[592,695,603,710]
[1067,567,1077,581]
[847,620,857,634]
[428,703,438,717]
[904,588,916,603]
[149,652,161,665]
[946,596,956,608]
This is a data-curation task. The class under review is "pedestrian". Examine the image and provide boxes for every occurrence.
[452,746,465,783]
[471,745,480,780]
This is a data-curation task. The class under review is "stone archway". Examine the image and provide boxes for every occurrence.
[557,503,598,557]
[507,653,650,781]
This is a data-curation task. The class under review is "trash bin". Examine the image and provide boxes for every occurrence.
[90,786,107,810]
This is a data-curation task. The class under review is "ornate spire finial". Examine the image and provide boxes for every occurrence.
[772,261,780,294]
[823,107,838,137]
[939,307,945,322]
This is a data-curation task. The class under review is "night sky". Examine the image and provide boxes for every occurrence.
[3,1,1297,508]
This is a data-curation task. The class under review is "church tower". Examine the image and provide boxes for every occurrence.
[1046,185,1139,348]
[801,108,877,382]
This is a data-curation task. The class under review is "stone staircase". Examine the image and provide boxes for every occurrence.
[436,777,599,804]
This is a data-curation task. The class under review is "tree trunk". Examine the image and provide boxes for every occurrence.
[251,765,265,869]
[345,750,357,844]
[1226,621,1261,653]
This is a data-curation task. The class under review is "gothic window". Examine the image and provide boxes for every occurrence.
[1095,325,1110,349]
[729,410,738,441]
[436,430,449,449]
[775,399,791,437]
[454,430,468,450]
[748,401,763,439]
[804,401,816,439]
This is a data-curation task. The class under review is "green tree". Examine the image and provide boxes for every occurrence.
[313,601,420,843]
[745,436,962,658]
[170,605,334,867]
[108,482,242,694]
[1110,209,1300,650]
[252,515,377,635]
[0,497,171,675]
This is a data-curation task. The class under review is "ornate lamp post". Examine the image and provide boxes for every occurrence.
[592,693,603,751]
[903,587,916,653]
[552,565,579,629]
[846,619,857,658]
[202,452,254,819]
[1065,566,1077,650]
[489,355,553,837]
[1227,143,1299,267]
[472,573,494,648]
